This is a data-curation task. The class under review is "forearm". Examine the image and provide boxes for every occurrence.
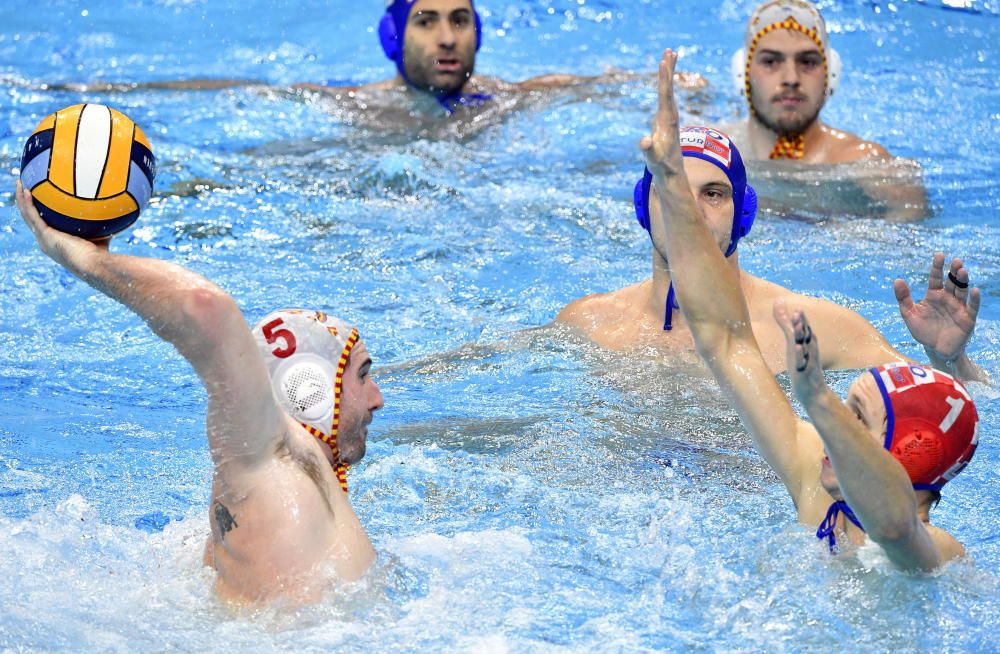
[65,248,226,357]
[652,180,751,335]
[45,79,263,93]
[805,391,920,541]
[855,158,928,223]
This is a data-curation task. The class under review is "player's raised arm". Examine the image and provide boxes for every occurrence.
[16,181,284,474]
[774,303,944,571]
[638,49,813,500]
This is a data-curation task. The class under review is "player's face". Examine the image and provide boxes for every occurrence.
[337,341,384,465]
[686,157,736,253]
[649,158,734,261]
[402,0,477,96]
[820,374,888,496]
[747,29,826,135]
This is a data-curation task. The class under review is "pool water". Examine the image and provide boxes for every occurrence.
[1,0,998,651]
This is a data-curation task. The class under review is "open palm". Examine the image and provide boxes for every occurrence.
[895,253,980,362]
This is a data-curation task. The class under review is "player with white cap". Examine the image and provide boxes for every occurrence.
[729,0,886,163]
[16,180,385,604]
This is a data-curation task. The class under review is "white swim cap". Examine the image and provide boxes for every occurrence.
[252,309,360,491]
[732,0,841,99]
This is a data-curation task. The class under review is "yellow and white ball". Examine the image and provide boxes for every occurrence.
[20,104,156,240]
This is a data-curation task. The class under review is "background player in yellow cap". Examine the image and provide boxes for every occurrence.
[730,0,884,163]
[726,0,927,219]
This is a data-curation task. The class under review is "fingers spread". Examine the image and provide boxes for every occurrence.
[928,252,945,291]
[968,288,981,322]
[893,278,914,313]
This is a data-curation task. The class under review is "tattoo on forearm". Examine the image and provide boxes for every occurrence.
[214,501,238,540]
[797,351,809,372]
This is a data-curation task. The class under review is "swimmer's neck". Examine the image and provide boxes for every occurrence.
[648,251,743,319]
[746,114,828,160]
[392,74,476,102]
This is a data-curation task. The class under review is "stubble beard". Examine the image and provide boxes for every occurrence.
[403,46,475,97]
[750,85,823,137]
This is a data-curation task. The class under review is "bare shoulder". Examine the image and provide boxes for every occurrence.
[925,523,966,563]
[771,285,904,368]
[293,79,398,94]
[556,290,620,333]
[821,125,892,163]
[759,280,868,328]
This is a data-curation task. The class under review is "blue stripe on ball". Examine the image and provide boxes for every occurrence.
[34,197,141,240]
[20,148,51,190]
[20,129,54,170]
[131,141,156,185]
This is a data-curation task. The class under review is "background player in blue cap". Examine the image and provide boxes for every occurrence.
[557,124,919,375]
[53,0,704,120]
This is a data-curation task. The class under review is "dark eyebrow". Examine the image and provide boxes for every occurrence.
[849,395,869,427]
[757,48,822,57]
[412,10,440,19]
[701,181,732,192]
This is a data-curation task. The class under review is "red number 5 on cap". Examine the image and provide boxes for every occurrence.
[262,318,297,358]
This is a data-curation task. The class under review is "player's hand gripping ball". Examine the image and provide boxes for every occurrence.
[20,104,155,240]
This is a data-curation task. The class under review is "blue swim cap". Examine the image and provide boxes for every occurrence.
[378,0,483,82]
[633,126,757,257]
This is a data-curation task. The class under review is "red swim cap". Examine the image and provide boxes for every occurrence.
[869,363,979,491]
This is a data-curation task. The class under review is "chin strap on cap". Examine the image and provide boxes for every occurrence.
[632,127,757,331]
[253,309,360,493]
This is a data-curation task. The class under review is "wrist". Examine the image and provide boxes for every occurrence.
[923,345,961,368]
[800,384,838,415]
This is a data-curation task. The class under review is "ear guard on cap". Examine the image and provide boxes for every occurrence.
[378,12,402,61]
[870,364,980,491]
[736,185,758,240]
[731,47,841,98]
[379,4,483,62]
[633,168,653,231]
[633,167,757,256]
[272,354,336,427]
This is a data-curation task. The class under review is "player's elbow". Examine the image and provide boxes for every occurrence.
[692,323,742,363]
[180,285,243,348]
[866,508,920,547]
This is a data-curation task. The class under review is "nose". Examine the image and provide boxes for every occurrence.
[437,21,457,49]
[369,380,385,413]
[779,59,800,88]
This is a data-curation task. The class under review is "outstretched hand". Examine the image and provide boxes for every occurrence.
[638,49,684,182]
[15,181,107,270]
[774,300,829,405]
[894,252,979,363]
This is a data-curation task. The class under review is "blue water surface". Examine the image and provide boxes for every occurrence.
[0,0,998,652]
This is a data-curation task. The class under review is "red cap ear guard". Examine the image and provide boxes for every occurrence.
[869,364,979,491]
